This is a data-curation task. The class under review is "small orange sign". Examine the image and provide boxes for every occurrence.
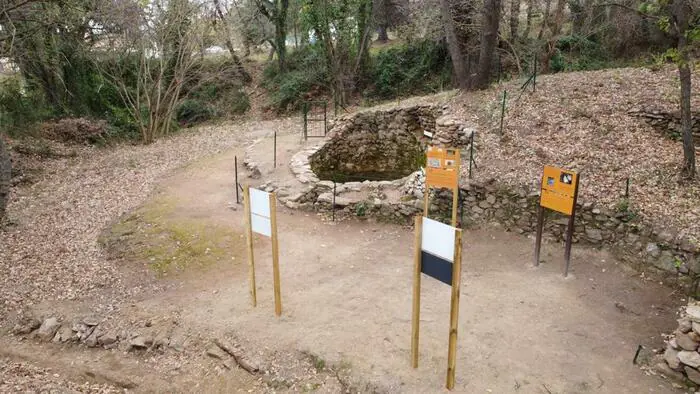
[425,147,460,190]
[540,165,578,215]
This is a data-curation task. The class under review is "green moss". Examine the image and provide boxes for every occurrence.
[100,196,244,277]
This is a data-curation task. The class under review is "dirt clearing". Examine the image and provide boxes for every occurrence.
[107,147,681,392]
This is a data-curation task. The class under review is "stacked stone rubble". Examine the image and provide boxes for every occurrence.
[661,304,700,385]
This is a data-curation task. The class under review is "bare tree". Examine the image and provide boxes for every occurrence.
[102,0,205,143]
[211,0,251,81]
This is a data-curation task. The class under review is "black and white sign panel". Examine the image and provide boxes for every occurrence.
[420,217,456,285]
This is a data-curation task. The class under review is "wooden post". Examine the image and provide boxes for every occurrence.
[451,188,459,227]
[269,192,282,316]
[423,186,430,218]
[446,228,463,390]
[243,186,257,307]
[411,215,423,368]
[563,174,581,277]
[534,205,544,267]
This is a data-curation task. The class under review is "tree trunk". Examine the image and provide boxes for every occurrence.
[475,0,501,89]
[671,0,695,178]
[551,0,567,36]
[223,40,252,83]
[0,137,10,222]
[213,0,252,83]
[274,0,289,72]
[678,45,695,178]
[523,0,534,39]
[510,0,520,40]
[377,25,389,42]
[440,0,469,88]
[537,0,552,40]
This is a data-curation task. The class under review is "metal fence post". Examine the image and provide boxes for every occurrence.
[235,155,239,204]
[273,130,277,169]
[323,102,328,136]
[332,181,336,222]
[303,103,308,140]
[533,54,537,92]
[499,90,507,135]
[469,133,475,179]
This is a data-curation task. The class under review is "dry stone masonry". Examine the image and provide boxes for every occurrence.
[282,104,699,284]
[285,104,475,217]
[628,108,700,145]
[658,303,700,387]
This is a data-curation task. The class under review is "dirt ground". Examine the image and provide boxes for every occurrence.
[122,140,681,392]
[0,113,687,392]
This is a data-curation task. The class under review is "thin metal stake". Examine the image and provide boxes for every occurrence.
[273,130,277,169]
[625,177,630,198]
[303,104,308,140]
[469,133,475,179]
[499,90,507,135]
[235,156,240,204]
[534,205,544,267]
[323,102,327,136]
[633,345,643,364]
[332,181,336,222]
[533,54,537,92]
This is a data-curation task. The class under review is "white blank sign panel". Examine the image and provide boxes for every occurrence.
[421,217,456,262]
[250,188,271,218]
[251,214,272,237]
[249,187,272,237]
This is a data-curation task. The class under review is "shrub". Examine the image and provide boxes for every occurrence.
[262,45,329,112]
[550,35,610,72]
[367,39,451,99]
[176,57,251,126]
[0,76,52,136]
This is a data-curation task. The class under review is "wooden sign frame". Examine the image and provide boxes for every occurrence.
[411,216,463,390]
[424,147,461,227]
[243,186,282,316]
[533,166,580,277]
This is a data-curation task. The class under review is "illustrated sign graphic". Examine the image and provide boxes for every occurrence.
[425,147,460,190]
[534,165,581,277]
[540,165,578,215]
[412,216,463,390]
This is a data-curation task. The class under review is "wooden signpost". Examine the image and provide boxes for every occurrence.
[411,215,463,390]
[243,186,282,316]
[424,147,461,227]
[534,165,580,277]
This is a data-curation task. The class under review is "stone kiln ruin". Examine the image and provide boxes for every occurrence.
[309,107,436,182]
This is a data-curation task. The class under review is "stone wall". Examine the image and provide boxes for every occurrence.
[657,303,700,387]
[285,104,698,282]
[404,174,700,281]
[629,109,700,144]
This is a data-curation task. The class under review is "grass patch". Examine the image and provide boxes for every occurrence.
[100,196,244,277]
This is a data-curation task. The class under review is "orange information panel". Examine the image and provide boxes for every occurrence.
[540,165,578,215]
[425,147,460,190]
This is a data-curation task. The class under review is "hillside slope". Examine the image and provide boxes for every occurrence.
[452,66,699,237]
